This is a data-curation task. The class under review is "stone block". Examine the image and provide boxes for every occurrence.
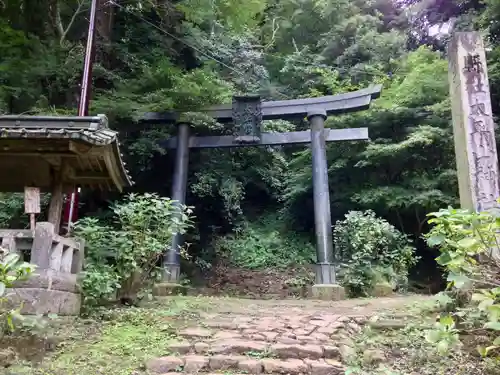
[311,284,345,301]
[183,355,209,372]
[238,358,263,373]
[179,327,213,339]
[146,356,184,373]
[210,339,268,355]
[152,282,188,296]
[194,342,210,354]
[209,354,245,370]
[167,341,192,354]
[5,287,81,315]
[13,270,79,293]
[261,358,308,374]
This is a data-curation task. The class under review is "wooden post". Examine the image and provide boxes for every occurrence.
[48,162,69,232]
[24,187,40,231]
[448,32,500,257]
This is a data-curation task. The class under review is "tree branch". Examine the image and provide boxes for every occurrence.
[59,0,88,45]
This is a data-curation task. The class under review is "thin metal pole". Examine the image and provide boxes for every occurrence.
[163,123,190,282]
[64,0,99,233]
[78,0,98,117]
[308,109,336,285]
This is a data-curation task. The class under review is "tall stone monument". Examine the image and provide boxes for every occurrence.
[448,32,500,213]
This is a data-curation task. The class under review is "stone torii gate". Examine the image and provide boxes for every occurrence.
[143,85,382,299]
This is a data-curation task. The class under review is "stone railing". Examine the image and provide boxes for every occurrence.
[1,222,84,315]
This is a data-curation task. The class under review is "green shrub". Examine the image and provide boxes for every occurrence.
[214,214,315,269]
[0,247,36,332]
[425,207,500,356]
[334,210,418,297]
[74,193,193,308]
[0,193,50,228]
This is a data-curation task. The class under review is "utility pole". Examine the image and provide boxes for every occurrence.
[63,0,99,233]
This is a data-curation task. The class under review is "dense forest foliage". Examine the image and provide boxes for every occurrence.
[2,0,500,282]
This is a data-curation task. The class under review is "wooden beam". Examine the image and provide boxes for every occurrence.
[72,171,110,180]
[161,128,369,149]
[142,85,382,124]
[47,161,71,231]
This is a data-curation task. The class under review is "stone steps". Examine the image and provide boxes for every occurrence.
[144,313,362,375]
[146,354,346,375]
[167,339,342,360]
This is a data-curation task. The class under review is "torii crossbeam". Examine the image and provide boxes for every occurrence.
[142,85,382,297]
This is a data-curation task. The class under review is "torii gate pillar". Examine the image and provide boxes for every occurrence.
[309,109,337,287]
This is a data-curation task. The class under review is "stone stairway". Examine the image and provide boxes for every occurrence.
[145,310,366,375]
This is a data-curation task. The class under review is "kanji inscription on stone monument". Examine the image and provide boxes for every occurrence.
[448,32,500,213]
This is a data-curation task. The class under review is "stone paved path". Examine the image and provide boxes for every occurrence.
[146,295,429,375]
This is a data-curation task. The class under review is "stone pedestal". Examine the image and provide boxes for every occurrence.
[6,271,81,315]
[311,284,345,301]
[1,222,84,315]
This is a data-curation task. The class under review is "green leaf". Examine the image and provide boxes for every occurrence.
[484,322,500,331]
[425,329,441,343]
[457,237,478,248]
[493,336,500,346]
[436,252,453,265]
[0,281,5,297]
[439,315,455,327]
[427,234,445,247]
[437,340,449,355]
[447,274,471,289]
[2,253,20,269]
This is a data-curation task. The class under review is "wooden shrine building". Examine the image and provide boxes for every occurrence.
[0,114,131,315]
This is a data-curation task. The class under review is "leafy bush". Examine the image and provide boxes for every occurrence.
[0,247,36,332]
[425,207,500,356]
[214,214,315,269]
[0,193,50,228]
[74,193,193,308]
[334,210,418,297]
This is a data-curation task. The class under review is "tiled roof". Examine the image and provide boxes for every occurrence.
[0,114,133,191]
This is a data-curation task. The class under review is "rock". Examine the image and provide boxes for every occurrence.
[215,330,242,340]
[323,345,341,359]
[339,344,357,362]
[317,323,340,335]
[294,328,314,336]
[261,358,308,374]
[184,355,209,372]
[238,358,263,373]
[296,335,318,343]
[308,319,326,327]
[250,333,266,341]
[363,349,385,365]
[347,322,362,333]
[194,342,210,354]
[167,341,192,354]
[270,343,323,359]
[310,332,330,342]
[145,356,184,373]
[277,337,300,345]
[179,327,212,339]
[0,348,16,367]
[210,339,268,355]
[305,358,344,375]
[262,331,279,341]
[209,354,246,370]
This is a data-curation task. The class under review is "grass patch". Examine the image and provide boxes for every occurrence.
[344,320,499,375]
[5,297,212,375]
